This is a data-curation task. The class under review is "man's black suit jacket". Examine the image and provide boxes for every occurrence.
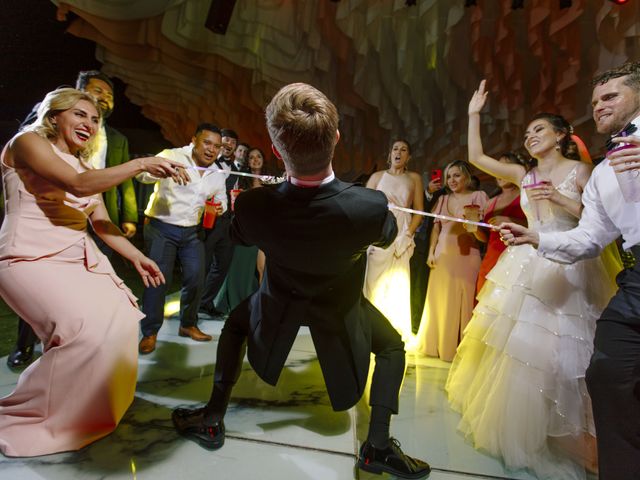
[425,188,446,241]
[230,178,398,411]
[214,157,250,216]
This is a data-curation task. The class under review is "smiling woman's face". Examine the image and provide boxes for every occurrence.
[249,149,264,170]
[523,119,560,158]
[52,99,100,154]
[446,165,469,193]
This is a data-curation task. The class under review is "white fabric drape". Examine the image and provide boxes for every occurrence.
[52,0,640,175]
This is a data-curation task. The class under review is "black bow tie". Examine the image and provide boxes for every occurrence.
[606,123,637,152]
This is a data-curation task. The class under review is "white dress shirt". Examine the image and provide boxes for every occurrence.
[137,145,227,227]
[539,116,640,263]
[289,171,335,187]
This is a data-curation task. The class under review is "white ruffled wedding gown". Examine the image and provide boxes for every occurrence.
[445,165,620,479]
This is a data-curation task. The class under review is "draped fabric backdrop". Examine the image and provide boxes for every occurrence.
[52,0,640,176]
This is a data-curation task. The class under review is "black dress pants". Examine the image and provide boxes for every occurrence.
[586,264,640,480]
[200,215,234,309]
[206,297,405,415]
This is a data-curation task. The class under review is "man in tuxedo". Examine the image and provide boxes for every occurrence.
[6,70,138,368]
[199,128,245,316]
[501,62,640,479]
[172,83,430,479]
[234,142,250,168]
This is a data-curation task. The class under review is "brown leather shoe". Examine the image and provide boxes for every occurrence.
[139,334,157,354]
[179,326,212,342]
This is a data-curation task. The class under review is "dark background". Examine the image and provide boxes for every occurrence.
[0,1,177,356]
[0,0,170,153]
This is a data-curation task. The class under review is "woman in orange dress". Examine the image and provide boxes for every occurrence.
[0,88,184,457]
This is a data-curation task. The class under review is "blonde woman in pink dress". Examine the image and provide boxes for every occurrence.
[0,88,185,457]
[415,160,488,361]
[364,140,424,342]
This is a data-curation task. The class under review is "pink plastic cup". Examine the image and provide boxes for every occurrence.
[523,180,552,222]
[608,144,640,203]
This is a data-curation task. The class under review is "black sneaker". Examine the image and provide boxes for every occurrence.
[172,407,225,450]
[357,438,431,479]
[198,305,226,319]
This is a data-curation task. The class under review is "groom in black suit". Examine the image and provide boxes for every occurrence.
[173,83,430,479]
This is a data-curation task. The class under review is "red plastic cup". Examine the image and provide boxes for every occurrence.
[230,189,242,212]
[203,198,221,229]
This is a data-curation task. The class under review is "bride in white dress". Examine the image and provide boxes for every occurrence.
[446,80,621,479]
[364,139,424,342]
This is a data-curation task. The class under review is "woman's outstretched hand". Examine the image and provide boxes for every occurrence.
[139,157,191,185]
[468,79,488,116]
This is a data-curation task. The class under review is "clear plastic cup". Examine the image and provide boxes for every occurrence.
[463,204,481,232]
[523,180,552,222]
[608,144,640,203]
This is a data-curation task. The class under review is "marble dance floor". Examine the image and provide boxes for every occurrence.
[0,302,549,480]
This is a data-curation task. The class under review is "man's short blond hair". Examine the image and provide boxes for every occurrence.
[265,83,339,176]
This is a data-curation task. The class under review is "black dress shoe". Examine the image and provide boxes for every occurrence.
[357,438,431,479]
[172,407,225,450]
[6,345,35,369]
[198,305,225,319]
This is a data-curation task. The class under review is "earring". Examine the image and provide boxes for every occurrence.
[555,139,561,151]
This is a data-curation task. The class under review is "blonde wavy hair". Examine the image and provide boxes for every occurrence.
[22,88,102,163]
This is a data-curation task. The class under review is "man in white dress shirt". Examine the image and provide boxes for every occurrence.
[137,123,227,354]
[501,61,640,479]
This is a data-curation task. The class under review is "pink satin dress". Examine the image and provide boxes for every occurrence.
[0,142,143,457]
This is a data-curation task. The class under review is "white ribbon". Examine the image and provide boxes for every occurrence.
[389,205,498,230]
[188,166,497,230]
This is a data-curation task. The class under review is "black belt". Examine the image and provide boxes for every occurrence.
[631,245,640,264]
